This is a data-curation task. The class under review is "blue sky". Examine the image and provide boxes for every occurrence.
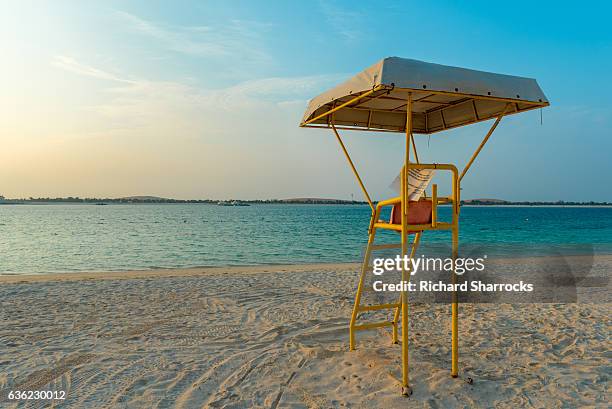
[0,1,610,200]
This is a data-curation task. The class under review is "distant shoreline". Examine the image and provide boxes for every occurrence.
[1,200,612,207]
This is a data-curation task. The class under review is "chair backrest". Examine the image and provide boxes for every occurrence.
[390,200,433,225]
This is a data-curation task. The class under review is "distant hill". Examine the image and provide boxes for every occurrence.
[119,196,169,201]
[1,196,610,206]
[280,198,364,204]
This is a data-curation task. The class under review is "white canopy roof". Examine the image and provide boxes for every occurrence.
[300,57,549,134]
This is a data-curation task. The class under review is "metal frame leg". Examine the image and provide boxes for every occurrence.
[349,227,377,351]
[451,224,459,377]
[392,232,421,344]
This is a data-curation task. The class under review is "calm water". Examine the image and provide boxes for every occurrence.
[1,204,612,274]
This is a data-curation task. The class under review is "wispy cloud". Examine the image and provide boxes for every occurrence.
[52,56,136,84]
[51,55,343,136]
[318,1,364,41]
[211,74,345,106]
[114,10,272,68]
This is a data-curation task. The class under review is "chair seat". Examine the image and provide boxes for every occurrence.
[389,200,433,233]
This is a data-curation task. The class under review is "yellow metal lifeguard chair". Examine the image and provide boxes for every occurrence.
[300,57,548,395]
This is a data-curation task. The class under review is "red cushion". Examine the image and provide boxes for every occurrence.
[390,200,433,227]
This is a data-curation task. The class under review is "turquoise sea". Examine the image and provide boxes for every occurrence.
[1,204,612,274]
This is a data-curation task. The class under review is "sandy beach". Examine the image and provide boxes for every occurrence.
[0,257,609,408]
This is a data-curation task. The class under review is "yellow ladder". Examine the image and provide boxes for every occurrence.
[349,230,422,350]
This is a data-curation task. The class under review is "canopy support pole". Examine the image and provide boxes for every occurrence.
[410,134,420,164]
[331,124,374,212]
[400,93,412,396]
[451,187,459,378]
[459,104,511,182]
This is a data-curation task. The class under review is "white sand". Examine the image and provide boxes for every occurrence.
[0,258,609,408]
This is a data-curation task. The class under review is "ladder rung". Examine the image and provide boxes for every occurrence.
[358,303,400,312]
[373,222,453,231]
[373,222,402,231]
[352,321,394,331]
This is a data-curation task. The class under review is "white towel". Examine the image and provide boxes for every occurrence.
[390,168,435,201]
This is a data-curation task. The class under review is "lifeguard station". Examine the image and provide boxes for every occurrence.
[300,57,548,395]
